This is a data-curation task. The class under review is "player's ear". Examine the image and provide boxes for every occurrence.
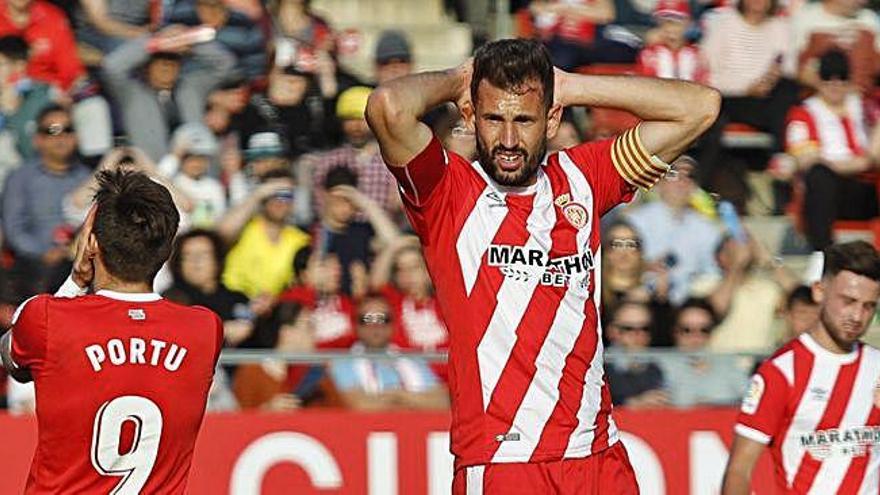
[812,280,825,305]
[545,103,563,141]
[86,233,99,259]
[459,102,476,134]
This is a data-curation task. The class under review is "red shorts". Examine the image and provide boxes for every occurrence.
[452,442,639,495]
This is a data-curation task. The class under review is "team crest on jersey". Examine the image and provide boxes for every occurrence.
[554,193,588,229]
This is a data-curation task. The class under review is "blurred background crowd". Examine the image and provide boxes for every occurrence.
[0,0,879,414]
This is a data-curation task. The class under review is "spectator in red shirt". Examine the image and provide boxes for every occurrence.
[0,0,85,92]
[371,235,449,381]
[637,0,705,83]
[279,247,358,349]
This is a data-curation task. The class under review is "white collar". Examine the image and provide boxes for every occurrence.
[470,157,548,196]
[799,332,860,365]
[96,290,162,302]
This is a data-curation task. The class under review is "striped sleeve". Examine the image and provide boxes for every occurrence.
[735,362,790,445]
[610,126,670,190]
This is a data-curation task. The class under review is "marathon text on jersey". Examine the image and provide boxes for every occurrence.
[85,337,188,372]
[800,426,880,460]
[487,244,594,289]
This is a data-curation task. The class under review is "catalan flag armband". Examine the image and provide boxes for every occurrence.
[610,126,670,190]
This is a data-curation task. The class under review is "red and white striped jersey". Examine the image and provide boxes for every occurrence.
[785,94,869,163]
[735,333,880,494]
[387,127,667,468]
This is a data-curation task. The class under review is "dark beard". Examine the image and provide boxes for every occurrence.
[819,306,861,351]
[476,137,544,187]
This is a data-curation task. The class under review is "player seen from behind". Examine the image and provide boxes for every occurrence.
[1,169,223,494]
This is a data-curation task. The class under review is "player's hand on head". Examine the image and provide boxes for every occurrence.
[453,58,473,116]
[553,67,569,109]
[71,205,98,288]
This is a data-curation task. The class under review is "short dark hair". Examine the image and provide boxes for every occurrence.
[93,169,180,284]
[324,165,358,189]
[471,38,554,111]
[675,297,719,328]
[357,292,391,317]
[822,240,880,281]
[0,36,28,62]
[787,285,816,310]
[36,103,69,127]
[819,49,850,81]
[169,229,226,285]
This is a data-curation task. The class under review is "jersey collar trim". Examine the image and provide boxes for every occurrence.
[95,290,162,302]
[799,332,860,364]
[470,159,547,196]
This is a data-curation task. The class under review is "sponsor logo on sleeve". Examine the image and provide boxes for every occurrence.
[741,375,764,415]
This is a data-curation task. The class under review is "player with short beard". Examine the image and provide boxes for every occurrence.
[367,38,719,493]
[723,241,880,494]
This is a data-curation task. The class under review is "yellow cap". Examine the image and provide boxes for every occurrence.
[336,86,372,120]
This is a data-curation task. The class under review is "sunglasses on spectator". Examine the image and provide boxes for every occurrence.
[359,312,391,325]
[676,325,712,335]
[38,124,74,136]
[614,323,650,332]
[609,238,641,251]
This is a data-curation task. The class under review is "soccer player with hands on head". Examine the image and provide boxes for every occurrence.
[1,169,223,494]
[367,38,719,494]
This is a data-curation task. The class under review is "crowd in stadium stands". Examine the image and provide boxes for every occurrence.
[1,0,879,411]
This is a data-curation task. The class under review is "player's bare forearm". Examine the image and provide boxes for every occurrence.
[721,471,752,495]
[555,71,721,162]
[366,65,468,167]
[721,434,765,495]
[0,331,32,383]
